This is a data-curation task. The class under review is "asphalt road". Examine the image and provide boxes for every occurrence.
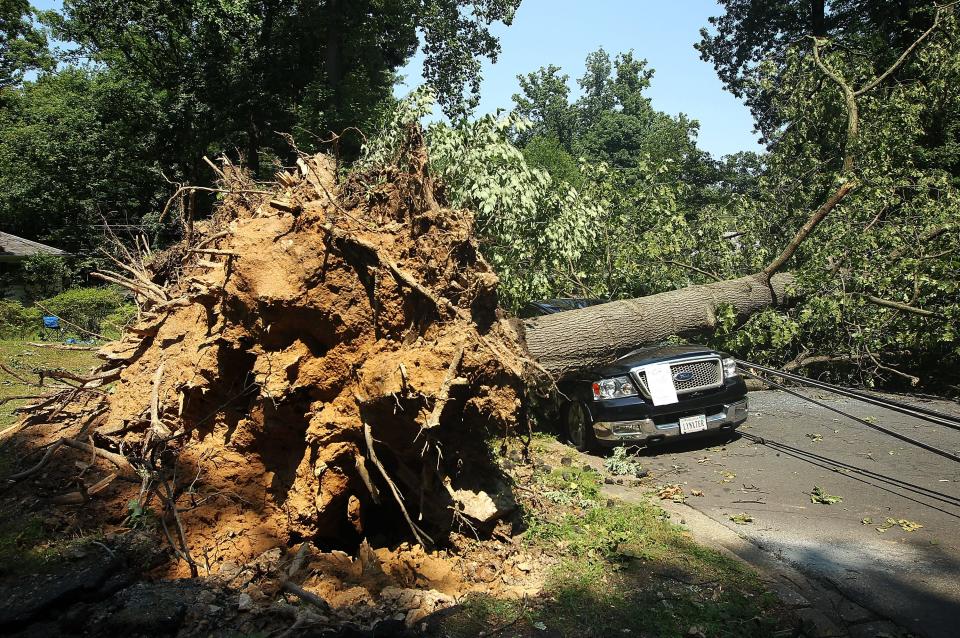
[633,389,960,638]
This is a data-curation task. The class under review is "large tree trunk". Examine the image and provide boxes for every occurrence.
[521,272,794,377]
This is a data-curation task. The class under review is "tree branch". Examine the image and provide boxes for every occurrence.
[855,6,946,96]
[861,294,942,318]
[763,179,857,277]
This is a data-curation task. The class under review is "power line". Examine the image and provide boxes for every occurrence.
[739,368,960,464]
[739,431,960,519]
[738,360,960,431]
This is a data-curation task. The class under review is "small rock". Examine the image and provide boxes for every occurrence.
[207,604,222,615]
[197,590,216,605]
[515,562,532,572]
[237,593,253,612]
[796,608,843,638]
[66,547,88,560]
[560,457,573,467]
[604,476,615,485]
[837,598,874,624]
[767,582,810,609]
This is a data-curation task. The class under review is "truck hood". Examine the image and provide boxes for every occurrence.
[590,344,721,378]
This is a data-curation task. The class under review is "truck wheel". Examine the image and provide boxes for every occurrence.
[565,400,596,453]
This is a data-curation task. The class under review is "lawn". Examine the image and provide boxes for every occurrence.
[0,340,99,429]
[441,441,791,638]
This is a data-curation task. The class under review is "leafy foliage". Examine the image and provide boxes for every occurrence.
[1,1,519,251]
[0,299,40,339]
[0,66,170,251]
[0,0,51,88]
[603,446,645,477]
[809,486,842,505]
[20,254,71,299]
[0,286,132,338]
[703,5,960,386]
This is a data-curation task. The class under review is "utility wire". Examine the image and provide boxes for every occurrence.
[739,431,960,519]
[740,369,960,464]
[738,360,960,431]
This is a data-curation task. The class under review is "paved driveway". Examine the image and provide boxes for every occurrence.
[629,389,960,638]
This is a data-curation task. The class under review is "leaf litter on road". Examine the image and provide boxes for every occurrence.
[876,518,923,533]
[810,486,842,504]
[729,513,753,525]
[656,484,685,503]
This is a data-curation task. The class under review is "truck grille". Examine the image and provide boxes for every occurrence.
[633,357,723,398]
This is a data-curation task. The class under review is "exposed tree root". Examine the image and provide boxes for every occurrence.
[7,140,528,574]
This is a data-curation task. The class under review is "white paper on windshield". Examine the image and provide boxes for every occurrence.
[642,363,678,406]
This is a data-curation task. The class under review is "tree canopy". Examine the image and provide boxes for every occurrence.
[1,0,520,250]
[0,0,50,89]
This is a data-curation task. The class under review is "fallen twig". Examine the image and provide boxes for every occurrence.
[150,362,172,439]
[60,438,137,480]
[26,342,97,351]
[280,581,330,613]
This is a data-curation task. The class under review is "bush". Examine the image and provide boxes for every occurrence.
[21,254,72,299]
[0,300,42,339]
[0,287,133,340]
[37,287,130,336]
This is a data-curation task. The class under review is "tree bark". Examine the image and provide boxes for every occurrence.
[521,272,794,378]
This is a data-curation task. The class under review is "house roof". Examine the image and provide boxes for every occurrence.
[0,232,67,259]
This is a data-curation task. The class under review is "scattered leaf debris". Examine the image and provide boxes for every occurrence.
[729,513,753,525]
[810,486,842,505]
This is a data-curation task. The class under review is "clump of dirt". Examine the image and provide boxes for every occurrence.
[5,130,531,579]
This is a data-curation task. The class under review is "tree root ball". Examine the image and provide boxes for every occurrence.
[88,138,530,572]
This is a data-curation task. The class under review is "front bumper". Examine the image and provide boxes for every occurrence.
[593,398,749,445]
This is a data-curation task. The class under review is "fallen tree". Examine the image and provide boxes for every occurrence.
[522,10,947,378]
[2,12,945,575]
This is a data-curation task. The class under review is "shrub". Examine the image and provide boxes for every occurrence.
[101,303,138,338]
[21,254,72,299]
[0,300,42,339]
[36,287,130,337]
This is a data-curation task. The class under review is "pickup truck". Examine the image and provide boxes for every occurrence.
[524,299,749,452]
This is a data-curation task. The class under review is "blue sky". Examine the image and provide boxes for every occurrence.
[396,0,761,158]
[32,0,759,158]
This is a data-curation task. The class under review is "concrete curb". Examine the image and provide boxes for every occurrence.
[655,497,911,638]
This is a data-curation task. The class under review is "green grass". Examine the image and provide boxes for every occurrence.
[0,340,99,429]
[0,512,107,576]
[0,340,102,575]
[443,457,786,638]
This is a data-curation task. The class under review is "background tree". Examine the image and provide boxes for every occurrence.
[0,0,520,251]
[0,67,167,252]
[0,0,50,89]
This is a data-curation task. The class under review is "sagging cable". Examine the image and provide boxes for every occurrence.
[737,360,960,432]
[740,369,960,465]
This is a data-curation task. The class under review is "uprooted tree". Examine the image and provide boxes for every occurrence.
[0,7,949,575]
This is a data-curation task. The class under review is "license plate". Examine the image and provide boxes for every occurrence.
[678,414,707,434]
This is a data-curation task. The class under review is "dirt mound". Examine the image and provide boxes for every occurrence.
[7,132,530,576]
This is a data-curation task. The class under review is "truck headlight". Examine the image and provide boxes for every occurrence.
[592,376,638,400]
[722,357,738,379]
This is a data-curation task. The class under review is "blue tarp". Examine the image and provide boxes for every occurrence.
[42,316,60,329]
